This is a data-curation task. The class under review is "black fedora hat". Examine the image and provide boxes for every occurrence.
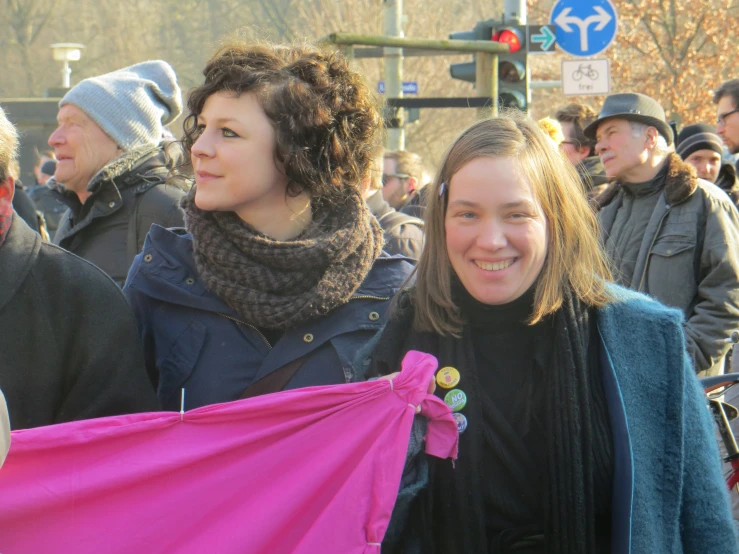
[583,92,674,145]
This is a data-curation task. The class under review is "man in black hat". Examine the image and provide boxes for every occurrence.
[677,123,739,207]
[588,92,739,377]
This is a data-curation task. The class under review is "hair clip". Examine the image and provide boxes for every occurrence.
[439,181,447,197]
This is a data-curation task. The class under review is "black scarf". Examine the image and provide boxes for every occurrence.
[369,285,613,553]
[182,188,384,329]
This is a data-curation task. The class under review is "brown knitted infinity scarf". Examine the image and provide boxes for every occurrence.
[182,188,384,329]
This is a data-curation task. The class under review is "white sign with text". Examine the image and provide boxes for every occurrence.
[561,59,610,96]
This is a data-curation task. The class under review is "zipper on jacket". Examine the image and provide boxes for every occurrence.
[350,295,391,301]
[216,312,272,349]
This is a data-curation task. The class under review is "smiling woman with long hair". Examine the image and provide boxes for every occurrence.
[364,113,735,553]
[123,41,414,410]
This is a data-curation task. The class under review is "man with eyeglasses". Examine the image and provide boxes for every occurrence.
[714,80,739,168]
[555,103,609,197]
[382,150,427,216]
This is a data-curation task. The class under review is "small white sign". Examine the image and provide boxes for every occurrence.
[561,59,610,96]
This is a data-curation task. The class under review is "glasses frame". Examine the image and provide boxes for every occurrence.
[382,173,411,186]
[717,108,739,127]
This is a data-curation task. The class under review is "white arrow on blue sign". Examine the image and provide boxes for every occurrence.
[550,0,618,57]
[378,81,419,95]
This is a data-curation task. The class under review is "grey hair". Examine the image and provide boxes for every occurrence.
[629,121,672,157]
[0,107,19,183]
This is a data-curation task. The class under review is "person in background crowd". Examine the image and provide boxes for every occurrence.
[536,116,564,145]
[48,61,186,286]
[27,159,67,236]
[384,149,427,218]
[361,114,735,554]
[39,159,56,184]
[555,103,608,196]
[0,389,9,468]
[123,42,414,412]
[0,106,158,430]
[7,159,41,234]
[714,79,739,169]
[588,92,739,377]
[31,149,55,186]
[362,153,424,259]
[677,123,739,206]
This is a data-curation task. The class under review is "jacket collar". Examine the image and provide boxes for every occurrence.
[0,216,41,311]
[592,153,698,210]
[49,146,164,212]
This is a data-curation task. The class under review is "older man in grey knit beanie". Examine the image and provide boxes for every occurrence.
[48,60,187,286]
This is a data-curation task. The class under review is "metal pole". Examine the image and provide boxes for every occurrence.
[476,53,498,119]
[62,61,71,88]
[383,0,404,150]
[504,0,526,23]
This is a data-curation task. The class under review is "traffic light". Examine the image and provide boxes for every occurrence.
[448,21,495,83]
[494,25,528,110]
[448,20,529,111]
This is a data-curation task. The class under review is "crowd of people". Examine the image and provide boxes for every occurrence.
[1,38,739,551]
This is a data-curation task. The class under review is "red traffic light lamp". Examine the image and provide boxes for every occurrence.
[493,28,523,53]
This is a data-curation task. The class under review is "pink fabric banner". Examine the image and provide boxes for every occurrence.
[0,351,457,554]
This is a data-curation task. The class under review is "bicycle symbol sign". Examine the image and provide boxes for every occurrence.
[572,63,599,81]
[550,0,618,57]
[561,59,610,97]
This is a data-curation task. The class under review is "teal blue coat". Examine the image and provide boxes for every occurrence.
[371,285,737,553]
[597,286,736,552]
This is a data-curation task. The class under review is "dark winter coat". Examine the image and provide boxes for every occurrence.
[26,183,67,235]
[578,155,609,193]
[123,224,415,411]
[716,162,739,208]
[12,184,39,233]
[51,147,186,286]
[594,153,739,376]
[366,190,424,259]
[0,216,159,430]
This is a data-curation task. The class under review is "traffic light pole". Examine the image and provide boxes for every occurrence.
[504,0,526,24]
[476,53,499,118]
[383,0,404,150]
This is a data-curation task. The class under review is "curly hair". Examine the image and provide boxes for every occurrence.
[179,41,384,200]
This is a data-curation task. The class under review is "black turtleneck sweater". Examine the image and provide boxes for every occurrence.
[453,282,613,551]
[454,283,554,538]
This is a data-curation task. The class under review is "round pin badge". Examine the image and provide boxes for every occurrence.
[436,366,460,389]
[444,389,467,412]
[453,412,468,434]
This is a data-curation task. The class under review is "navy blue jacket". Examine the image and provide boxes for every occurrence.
[123,224,415,411]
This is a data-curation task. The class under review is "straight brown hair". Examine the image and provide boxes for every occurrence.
[410,112,612,336]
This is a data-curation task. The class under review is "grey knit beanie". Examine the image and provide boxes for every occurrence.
[60,60,182,151]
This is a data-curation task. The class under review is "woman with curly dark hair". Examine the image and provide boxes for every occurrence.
[123,42,414,410]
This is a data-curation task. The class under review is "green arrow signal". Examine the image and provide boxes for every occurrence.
[531,26,556,51]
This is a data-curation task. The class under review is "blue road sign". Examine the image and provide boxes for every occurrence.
[378,81,419,95]
[550,0,618,57]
